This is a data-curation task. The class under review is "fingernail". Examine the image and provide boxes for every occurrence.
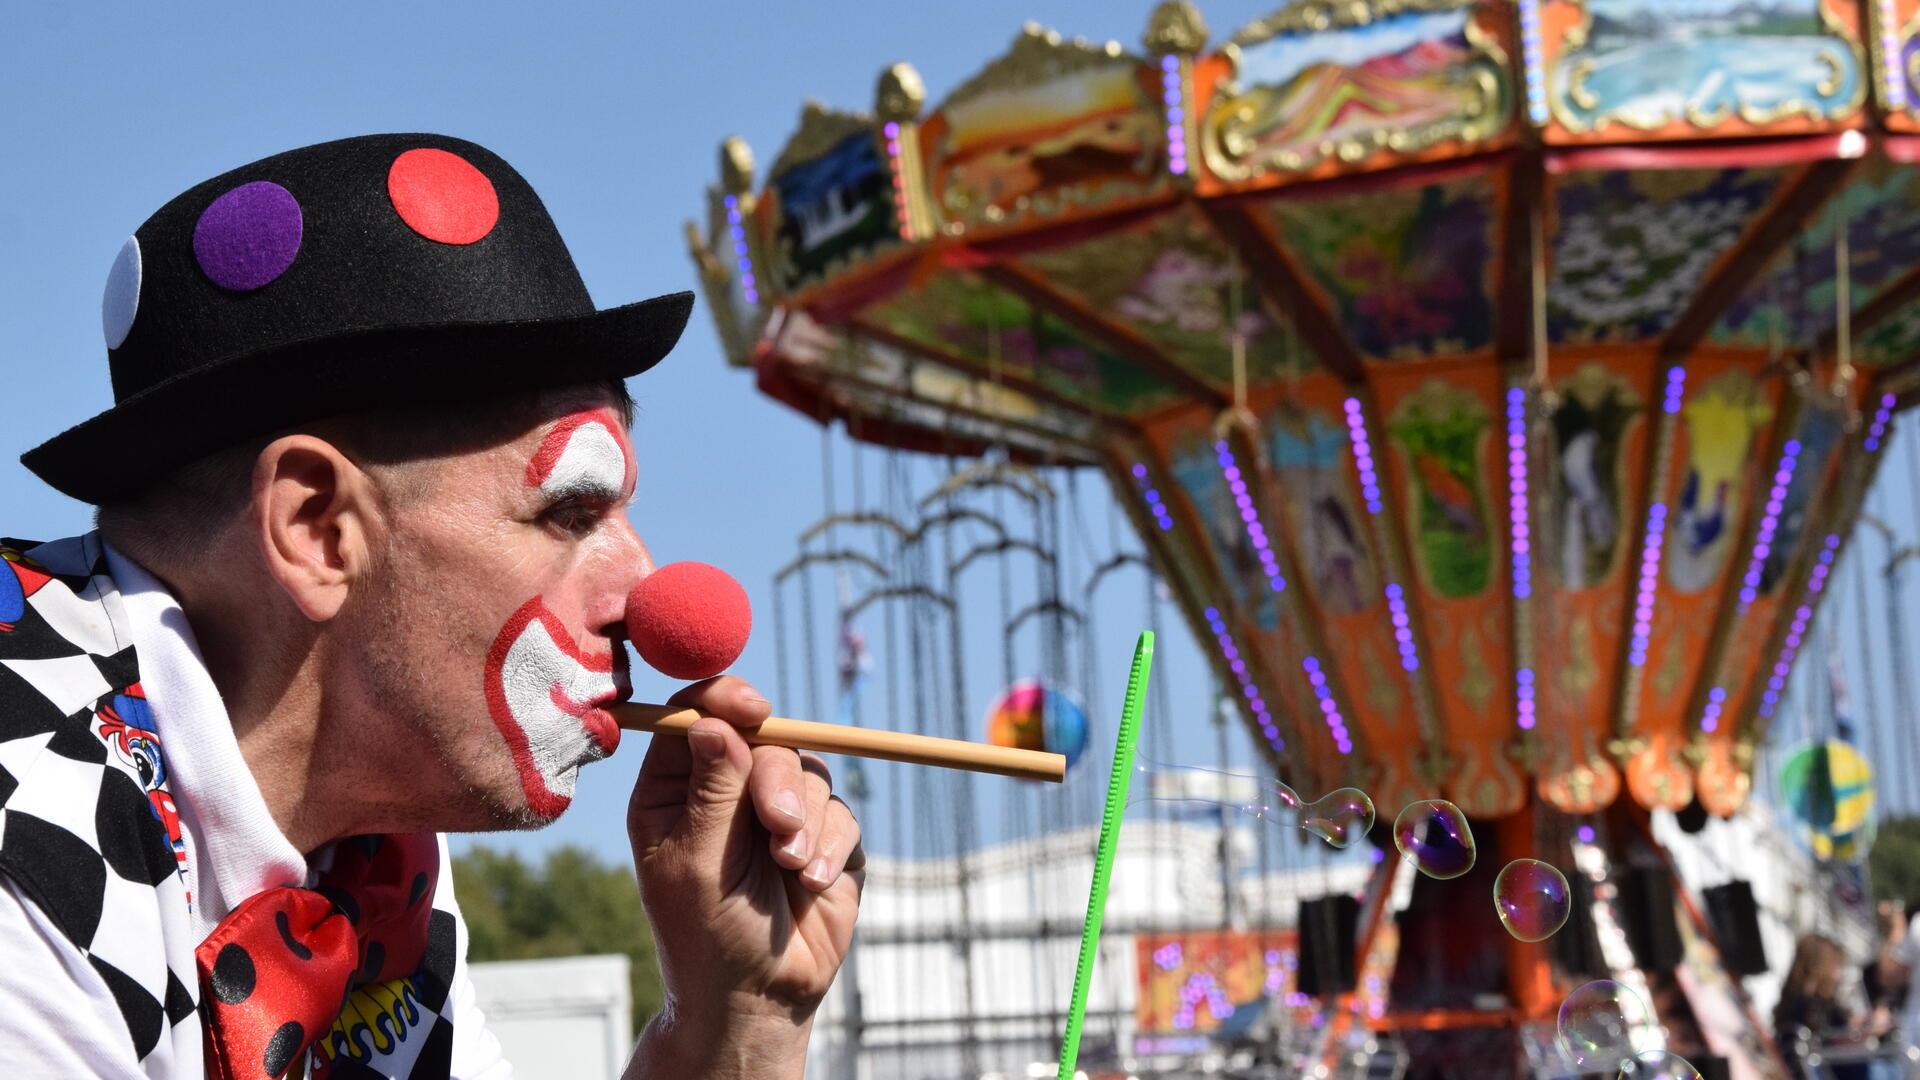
[780,833,808,860]
[745,695,771,708]
[773,789,804,824]
[805,857,831,884]
[688,729,726,762]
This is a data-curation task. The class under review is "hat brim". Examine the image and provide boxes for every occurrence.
[23,290,694,504]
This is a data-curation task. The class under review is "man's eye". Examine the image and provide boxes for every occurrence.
[543,501,603,536]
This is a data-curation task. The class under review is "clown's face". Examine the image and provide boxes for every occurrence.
[344,386,648,827]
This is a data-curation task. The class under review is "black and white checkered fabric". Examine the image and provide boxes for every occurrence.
[0,533,201,1067]
[0,532,469,1078]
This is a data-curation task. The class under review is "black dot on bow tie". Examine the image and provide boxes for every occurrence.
[357,940,386,985]
[262,1020,304,1076]
[409,871,430,907]
[209,943,255,1005]
[274,910,313,961]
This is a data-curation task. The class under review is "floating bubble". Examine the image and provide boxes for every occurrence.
[1617,1051,1701,1080]
[1391,800,1475,879]
[1493,858,1571,942]
[1558,980,1652,1070]
[1130,763,1374,849]
[1273,779,1375,848]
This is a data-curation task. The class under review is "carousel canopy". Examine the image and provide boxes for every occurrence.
[686,0,1920,821]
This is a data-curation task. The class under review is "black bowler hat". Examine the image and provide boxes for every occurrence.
[22,132,692,504]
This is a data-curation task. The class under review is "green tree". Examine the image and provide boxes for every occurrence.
[1870,816,1920,907]
[453,844,664,1031]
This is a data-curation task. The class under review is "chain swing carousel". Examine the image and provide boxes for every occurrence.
[688,0,1920,1074]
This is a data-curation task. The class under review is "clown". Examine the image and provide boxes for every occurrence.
[0,134,863,1080]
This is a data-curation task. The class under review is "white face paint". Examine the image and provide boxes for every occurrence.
[526,410,634,502]
[479,409,638,819]
[484,598,630,819]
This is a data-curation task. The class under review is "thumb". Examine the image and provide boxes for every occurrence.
[676,718,752,851]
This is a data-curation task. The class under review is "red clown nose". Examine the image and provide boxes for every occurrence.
[625,562,752,681]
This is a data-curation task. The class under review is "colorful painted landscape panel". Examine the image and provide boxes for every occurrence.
[1208,6,1508,176]
[930,55,1162,226]
[1551,0,1864,134]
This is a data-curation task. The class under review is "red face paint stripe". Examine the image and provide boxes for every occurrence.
[482,597,570,819]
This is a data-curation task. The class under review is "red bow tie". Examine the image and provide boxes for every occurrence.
[195,833,439,1080]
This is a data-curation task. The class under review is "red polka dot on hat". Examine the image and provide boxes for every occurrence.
[387,148,499,245]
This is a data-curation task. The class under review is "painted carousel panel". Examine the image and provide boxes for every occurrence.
[1546,167,1788,345]
[1711,163,1920,350]
[862,272,1181,416]
[1016,205,1300,389]
[921,27,1169,235]
[765,107,905,295]
[1542,0,1868,140]
[1259,174,1498,361]
[1200,0,1514,185]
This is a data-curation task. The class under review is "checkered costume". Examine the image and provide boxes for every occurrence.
[0,533,468,1078]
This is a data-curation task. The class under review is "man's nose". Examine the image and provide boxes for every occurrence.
[594,519,653,638]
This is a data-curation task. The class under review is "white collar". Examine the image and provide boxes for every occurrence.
[102,543,307,938]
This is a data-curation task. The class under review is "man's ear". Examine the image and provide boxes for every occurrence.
[249,435,380,622]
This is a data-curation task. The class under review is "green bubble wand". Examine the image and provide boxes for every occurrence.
[1057,630,1153,1078]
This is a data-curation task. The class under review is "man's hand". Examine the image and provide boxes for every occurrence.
[625,676,864,1080]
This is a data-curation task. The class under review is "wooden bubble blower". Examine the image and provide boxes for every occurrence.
[616,562,1065,783]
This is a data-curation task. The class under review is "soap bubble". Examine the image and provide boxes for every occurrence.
[1617,1051,1701,1080]
[1493,858,1571,942]
[1558,980,1652,1070]
[1391,799,1475,879]
[1272,779,1375,848]
[1130,763,1374,848]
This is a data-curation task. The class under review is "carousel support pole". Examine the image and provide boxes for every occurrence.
[1495,804,1556,1022]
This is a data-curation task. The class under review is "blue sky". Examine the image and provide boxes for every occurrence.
[4,3,1917,873]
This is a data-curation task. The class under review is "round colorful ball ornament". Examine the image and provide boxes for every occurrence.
[387,148,499,245]
[192,181,304,291]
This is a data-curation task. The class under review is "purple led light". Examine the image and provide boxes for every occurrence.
[1302,655,1353,755]
[1133,462,1176,532]
[881,122,915,239]
[1206,607,1284,751]
[1627,502,1667,667]
[1383,582,1420,672]
[1699,685,1726,733]
[1757,534,1841,719]
[1576,824,1595,844]
[1661,366,1687,415]
[722,195,759,306]
[1343,398,1385,513]
[1864,392,1896,453]
[1161,56,1188,176]
[1516,666,1536,730]
[1217,441,1286,592]
[1519,0,1547,124]
[1506,388,1532,601]
[1882,0,1910,109]
[1736,439,1801,608]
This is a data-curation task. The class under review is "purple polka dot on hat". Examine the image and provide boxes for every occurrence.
[101,236,141,349]
[192,180,303,291]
